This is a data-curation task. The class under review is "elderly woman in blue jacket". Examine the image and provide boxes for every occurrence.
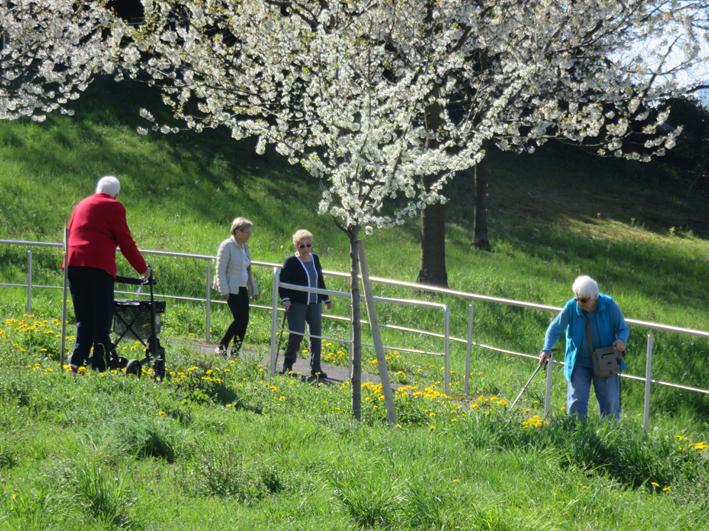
[539,275,629,419]
[279,229,332,378]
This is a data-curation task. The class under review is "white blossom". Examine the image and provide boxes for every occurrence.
[0,0,117,120]
[113,0,708,230]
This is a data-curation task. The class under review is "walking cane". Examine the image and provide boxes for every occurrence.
[509,348,559,411]
[274,310,288,370]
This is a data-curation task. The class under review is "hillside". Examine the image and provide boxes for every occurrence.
[1,79,709,530]
[3,77,709,398]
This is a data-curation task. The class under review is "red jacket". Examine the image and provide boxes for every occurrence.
[65,193,148,278]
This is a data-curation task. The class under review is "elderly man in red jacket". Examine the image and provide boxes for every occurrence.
[65,176,151,372]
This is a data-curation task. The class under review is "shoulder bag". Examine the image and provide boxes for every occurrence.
[583,310,622,377]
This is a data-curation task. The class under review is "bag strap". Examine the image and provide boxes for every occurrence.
[582,310,594,354]
[583,310,603,376]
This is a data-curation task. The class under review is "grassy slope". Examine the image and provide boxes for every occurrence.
[3,80,708,317]
[2,79,709,412]
[1,79,709,529]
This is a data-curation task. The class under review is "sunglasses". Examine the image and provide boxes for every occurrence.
[298,243,312,249]
[575,297,590,304]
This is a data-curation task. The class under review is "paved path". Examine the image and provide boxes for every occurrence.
[184,340,398,389]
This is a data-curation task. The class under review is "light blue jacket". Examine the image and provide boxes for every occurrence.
[542,293,629,382]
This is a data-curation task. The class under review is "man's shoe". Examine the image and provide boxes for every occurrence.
[311,370,328,379]
[215,345,228,359]
[281,364,294,375]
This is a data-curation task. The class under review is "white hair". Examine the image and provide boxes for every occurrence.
[96,175,120,198]
[292,229,313,246]
[572,275,599,299]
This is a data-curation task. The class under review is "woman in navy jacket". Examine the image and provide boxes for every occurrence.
[279,229,332,378]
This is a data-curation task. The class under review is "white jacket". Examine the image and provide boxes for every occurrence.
[213,236,258,297]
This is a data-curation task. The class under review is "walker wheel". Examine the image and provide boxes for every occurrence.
[125,359,142,378]
[152,359,166,382]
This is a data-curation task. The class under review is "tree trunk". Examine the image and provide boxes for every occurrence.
[347,225,362,420]
[417,173,449,287]
[472,140,491,250]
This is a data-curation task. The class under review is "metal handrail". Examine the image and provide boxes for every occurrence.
[269,272,451,391]
[3,238,709,430]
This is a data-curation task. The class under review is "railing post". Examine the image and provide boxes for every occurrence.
[359,241,397,426]
[349,296,355,380]
[60,225,69,367]
[643,330,653,432]
[27,249,33,314]
[544,351,553,418]
[444,307,450,395]
[205,262,211,343]
[464,303,473,396]
[270,267,280,377]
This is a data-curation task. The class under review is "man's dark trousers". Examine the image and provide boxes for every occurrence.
[68,266,115,372]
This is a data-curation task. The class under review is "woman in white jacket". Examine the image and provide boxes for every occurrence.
[213,217,259,358]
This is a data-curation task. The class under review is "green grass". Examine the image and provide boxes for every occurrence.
[2,79,709,529]
[0,343,707,530]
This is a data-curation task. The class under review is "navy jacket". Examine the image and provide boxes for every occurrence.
[279,253,331,305]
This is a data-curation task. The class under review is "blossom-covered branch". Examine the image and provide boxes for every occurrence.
[116,0,707,229]
[0,0,117,121]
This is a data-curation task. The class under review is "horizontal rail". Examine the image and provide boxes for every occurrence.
[620,373,709,395]
[0,283,62,290]
[508,355,709,395]
[324,273,709,339]
[280,281,448,311]
[0,240,61,248]
[5,238,709,339]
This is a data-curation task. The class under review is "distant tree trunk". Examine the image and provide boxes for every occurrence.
[472,139,490,250]
[418,79,449,288]
[417,173,448,287]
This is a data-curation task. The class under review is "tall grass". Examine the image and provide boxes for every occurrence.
[0,340,707,529]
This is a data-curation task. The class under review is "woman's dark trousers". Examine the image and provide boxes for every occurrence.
[283,302,323,372]
[219,287,250,354]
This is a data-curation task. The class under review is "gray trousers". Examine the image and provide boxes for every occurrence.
[283,303,323,371]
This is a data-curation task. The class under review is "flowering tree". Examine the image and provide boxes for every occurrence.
[115,0,707,417]
[0,0,116,121]
[420,1,709,276]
